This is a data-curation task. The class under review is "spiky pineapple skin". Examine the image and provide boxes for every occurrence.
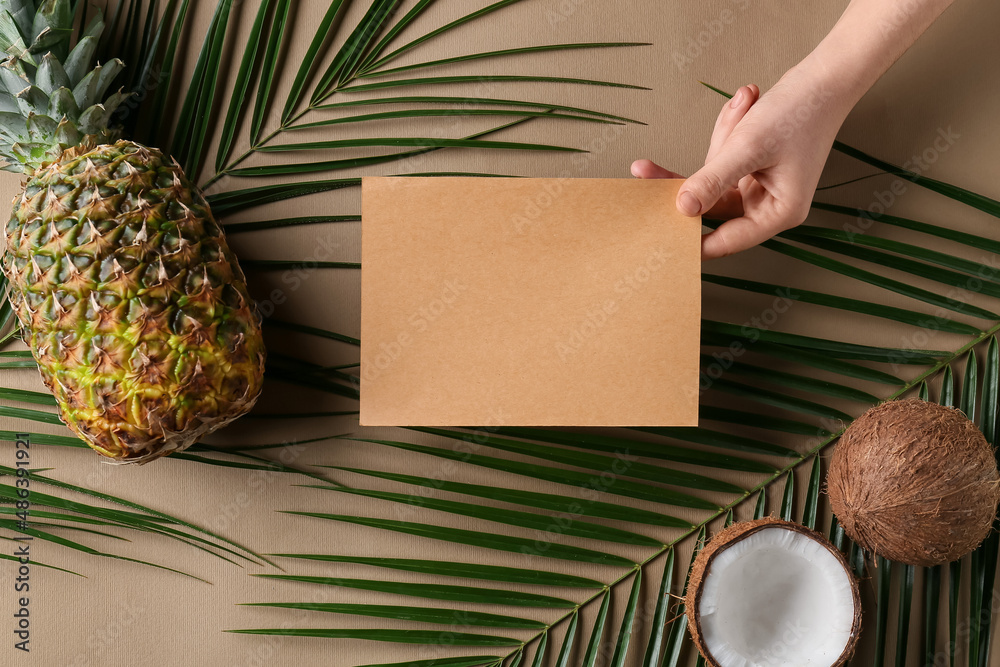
[2,139,265,463]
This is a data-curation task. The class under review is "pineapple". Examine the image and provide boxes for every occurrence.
[0,1,265,463]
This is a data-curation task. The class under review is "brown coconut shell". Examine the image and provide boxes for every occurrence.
[685,517,862,667]
[827,399,1000,566]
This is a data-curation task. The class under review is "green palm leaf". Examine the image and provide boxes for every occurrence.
[641,548,674,667]
[312,96,643,123]
[279,0,344,122]
[608,569,642,667]
[345,437,721,509]
[253,573,577,608]
[831,140,1000,218]
[895,563,914,667]
[340,74,650,93]
[241,602,546,629]
[358,0,526,73]
[169,0,233,174]
[226,77,1000,662]
[307,470,691,528]
[265,554,604,588]
[813,201,1000,255]
[311,0,402,102]
[214,0,275,170]
[278,511,637,566]
[225,628,521,646]
[358,42,651,78]
[358,659,501,667]
[310,485,663,546]
[580,590,611,667]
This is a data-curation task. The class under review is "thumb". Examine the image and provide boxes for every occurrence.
[676,149,753,217]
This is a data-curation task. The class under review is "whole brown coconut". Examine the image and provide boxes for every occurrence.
[686,517,861,667]
[828,399,1000,566]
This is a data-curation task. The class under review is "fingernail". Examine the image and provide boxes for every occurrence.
[678,191,702,216]
[729,88,746,109]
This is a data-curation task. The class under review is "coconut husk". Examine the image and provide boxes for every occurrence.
[827,399,1000,566]
[685,517,861,667]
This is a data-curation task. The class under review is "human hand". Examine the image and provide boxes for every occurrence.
[633,75,851,260]
[633,0,956,260]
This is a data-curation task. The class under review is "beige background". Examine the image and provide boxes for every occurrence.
[2,0,1000,665]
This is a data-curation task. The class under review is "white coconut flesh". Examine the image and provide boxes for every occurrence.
[697,526,857,666]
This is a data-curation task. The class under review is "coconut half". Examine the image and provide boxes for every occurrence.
[686,518,861,667]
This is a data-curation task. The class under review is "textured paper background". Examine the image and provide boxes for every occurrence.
[1,1,998,665]
[360,177,700,427]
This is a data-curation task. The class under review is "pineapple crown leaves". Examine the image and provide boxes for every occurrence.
[0,2,126,174]
[0,0,74,65]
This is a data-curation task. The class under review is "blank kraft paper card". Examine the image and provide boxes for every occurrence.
[360,177,701,427]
